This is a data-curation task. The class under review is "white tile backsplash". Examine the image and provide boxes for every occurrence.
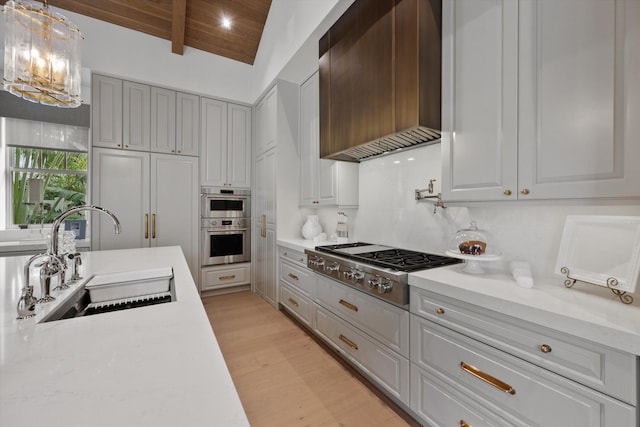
[315,143,640,281]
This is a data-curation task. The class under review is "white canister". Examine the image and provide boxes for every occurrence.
[301,215,323,240]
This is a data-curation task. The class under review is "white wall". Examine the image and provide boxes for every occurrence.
[312,144,640,283]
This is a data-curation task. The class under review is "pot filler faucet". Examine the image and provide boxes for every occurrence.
[16,205,121,320]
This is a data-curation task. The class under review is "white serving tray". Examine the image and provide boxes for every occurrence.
[85,267,173,303]
[555,216,640,293]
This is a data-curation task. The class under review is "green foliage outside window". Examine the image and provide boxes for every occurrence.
[11,148,87,226]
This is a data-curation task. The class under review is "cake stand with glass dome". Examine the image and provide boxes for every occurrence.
[445,221,502,274]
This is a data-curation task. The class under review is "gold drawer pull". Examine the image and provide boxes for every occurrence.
[288,273,299,281]
[436,307,445,315]
[540,344,552,353]
[339,334,358,350]
[144,213,149,239]
[339,299,358,312]
[460,362,516,395]
[503,189,512,196]
[520,188,530,195]
[460,421,472,427]
[288,297,299,307]
[219,275,236,281]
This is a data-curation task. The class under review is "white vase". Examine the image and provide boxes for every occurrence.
[301,215,322,239]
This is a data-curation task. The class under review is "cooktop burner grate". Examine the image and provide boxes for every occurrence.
[315,243,461,272]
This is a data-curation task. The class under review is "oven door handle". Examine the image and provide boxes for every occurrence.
[204,228,248,233]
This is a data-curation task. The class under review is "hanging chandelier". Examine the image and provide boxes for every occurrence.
[2,0,82,108]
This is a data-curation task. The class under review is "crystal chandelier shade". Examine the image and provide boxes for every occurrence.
[3,0,82,108]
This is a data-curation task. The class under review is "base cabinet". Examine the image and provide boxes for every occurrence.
[201,263,250,293]
[409,287,638,426]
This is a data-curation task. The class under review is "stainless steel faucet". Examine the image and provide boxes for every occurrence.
[50,205,121,256]
[17,205,121,319]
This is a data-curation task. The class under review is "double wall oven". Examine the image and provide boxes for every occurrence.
[201,188,250,266]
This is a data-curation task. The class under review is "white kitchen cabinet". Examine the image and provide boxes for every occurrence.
[201,262,251,292]
[92,148,200,280]
[441,0,640,202]
[315,274,409,357]
[279,247,313,326]
[314,305,410,405]
[252,81,300,308]
[123,81,151,151]
[200,98,251,188]
[254,86,276,156]
[254,148,277,305]
[92,74,123,149]
[150,87,176,154]
[409,286,638,426]
[176,92,200,156]
[93,74,199,156]
[299,71,359,207]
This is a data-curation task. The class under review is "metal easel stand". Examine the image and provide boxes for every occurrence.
[560,267,633,305]
[415,179,446,214]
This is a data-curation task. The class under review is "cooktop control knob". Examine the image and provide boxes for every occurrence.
[368,275,382,289]
[326,262,340,273]
[378,277,393,293]
[309,257,325,268]
[353,270,365,281]
[343,268,355,279]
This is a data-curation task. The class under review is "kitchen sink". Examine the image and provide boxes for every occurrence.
[40,268,175,323]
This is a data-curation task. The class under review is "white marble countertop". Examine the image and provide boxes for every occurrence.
[0,246,249,427]
[277,237,339,253]
[409,264,640,356]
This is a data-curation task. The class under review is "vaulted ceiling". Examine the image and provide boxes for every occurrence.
[30,0,273,65]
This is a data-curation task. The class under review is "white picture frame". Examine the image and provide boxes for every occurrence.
[555,215,640,293]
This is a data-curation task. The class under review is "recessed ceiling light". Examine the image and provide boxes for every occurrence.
[222,17,232,29]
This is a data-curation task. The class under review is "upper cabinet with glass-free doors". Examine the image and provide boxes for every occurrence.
[441,0,640,201]
[92,74,199,156]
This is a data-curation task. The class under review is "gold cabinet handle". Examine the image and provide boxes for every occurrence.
[287,297,299,307]
[219,275,236,281]
[339,299,358,312]
[436,307,445,315]
[288,273,299,281]
[152,213,156,239]
[460,421,472,427]
[144,213,149,239]
[260,214,266,238]
[520,188,530,195]
[339,334,358,350]
[540,344,552,353]
[460,362,516,395]
[503,189,512,196]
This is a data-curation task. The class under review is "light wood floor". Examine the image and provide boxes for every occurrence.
[203,291,419,427]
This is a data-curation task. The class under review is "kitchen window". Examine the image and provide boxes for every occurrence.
[1,117,89,229]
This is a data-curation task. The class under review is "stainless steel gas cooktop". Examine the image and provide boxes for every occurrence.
[305,242,461,308]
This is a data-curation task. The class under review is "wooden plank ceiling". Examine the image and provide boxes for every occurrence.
[18,0,273,65]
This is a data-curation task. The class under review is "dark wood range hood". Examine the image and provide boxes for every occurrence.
[319,0,442,162]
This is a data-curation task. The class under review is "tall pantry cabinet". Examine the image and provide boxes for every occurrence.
[441,0,640,201]
[253,80,300,307]
[91,74,200,281]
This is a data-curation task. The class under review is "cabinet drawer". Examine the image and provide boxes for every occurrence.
[279,247,306,267]
[315,305,409,404]
[316,275,409,357]
[201,263,250,291]
[410,287,636,404]
[411,316,636,426]
[280,284,312,327]
[280,261,313,296]
[411,364,512,427]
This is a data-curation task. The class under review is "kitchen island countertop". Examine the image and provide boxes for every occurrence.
[0,246,249,427]
[409,264,640,355]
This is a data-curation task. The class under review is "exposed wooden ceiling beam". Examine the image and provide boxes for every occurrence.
[171,0,187,55]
